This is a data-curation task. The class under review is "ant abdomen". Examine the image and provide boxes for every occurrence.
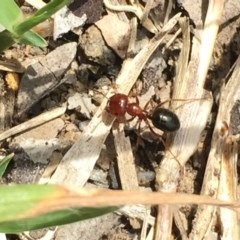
[149,108,180,132]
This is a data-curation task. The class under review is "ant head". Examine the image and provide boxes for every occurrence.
[106,94,128,117]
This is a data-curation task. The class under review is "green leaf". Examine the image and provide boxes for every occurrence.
[0,184,117,233]
[0,0,71,52]
[0,206,116,233]
[19,30,47,47]
[0,153,14,178]
[0,29,46,52]
[0,30,15,53]
[0,0,23,31]
[0,184,56,221]
[14,0,71,35]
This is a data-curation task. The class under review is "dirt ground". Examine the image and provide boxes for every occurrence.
[2,0,240,239]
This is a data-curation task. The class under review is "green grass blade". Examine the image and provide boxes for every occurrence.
[14,0,71,35]
[19,30,47,47]
[0,153,14,178]
[0,29,46,52]
[0,184,117,233]
[0,185,56,220]
[0,30,15,53]
[0,206,116,233]
[0,0,23,31]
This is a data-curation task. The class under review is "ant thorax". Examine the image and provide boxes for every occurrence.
[126,102,148,119]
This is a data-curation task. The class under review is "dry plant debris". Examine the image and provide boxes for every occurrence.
[16,42,77,114]
[1,0,240,239]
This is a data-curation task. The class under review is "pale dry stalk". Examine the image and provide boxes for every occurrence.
[154,0,225,237]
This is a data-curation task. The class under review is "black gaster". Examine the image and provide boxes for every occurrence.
[150,108,180,132]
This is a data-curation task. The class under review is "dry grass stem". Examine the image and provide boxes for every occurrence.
[190,55,240,239]
[155,7,224,237]
[103,0,129,23]
[154,205,173,240]
[118,205,155,226]
[112,123,154,237]
[0,60,25,73]
[140,0,154,24]
[103,0,158,33]
[197,0,225,87]
[42,187,240,211]
[126,16,138,56]
[141,208,152,240]
[112,123,139,190]
[218,136,238,239]
[0,104,67,142]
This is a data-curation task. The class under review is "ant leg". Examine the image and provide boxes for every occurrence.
[134,119,144,152]
[143,95,156,109]
[143,97,161,116]
[143,98,152,110]
[144,118,182,168]
[126,116,143,150]
[125,116,136,123]
[129,91,139,105]
[112,82,120,93]
[144,118,163,138]
[156,97,205,110]
[135,96,139,105]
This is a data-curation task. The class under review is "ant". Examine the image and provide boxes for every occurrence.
[106,92,184,168]
[106,93,180,134]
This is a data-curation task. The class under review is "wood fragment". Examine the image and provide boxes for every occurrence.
[112,123,152,239]
[112,123,139,190]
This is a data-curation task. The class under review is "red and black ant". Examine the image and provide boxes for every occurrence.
[106,93,180,134]
[105,92,184,168]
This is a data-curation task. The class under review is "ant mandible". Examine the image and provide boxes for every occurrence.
[106,93,180,134]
